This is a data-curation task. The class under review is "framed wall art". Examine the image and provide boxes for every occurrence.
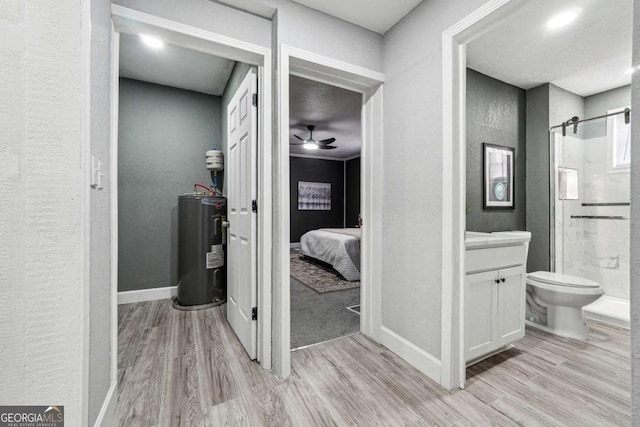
[298,181,331,211]
[483,143,514,210]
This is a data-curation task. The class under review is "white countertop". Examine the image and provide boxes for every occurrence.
[465,231,531,249]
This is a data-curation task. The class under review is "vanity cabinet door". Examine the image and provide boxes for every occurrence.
[465,270,499,362]
[497,266,526,346]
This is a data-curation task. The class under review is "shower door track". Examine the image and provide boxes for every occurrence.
[550,108,630,136]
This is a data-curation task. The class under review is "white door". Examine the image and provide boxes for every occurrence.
[227,69,258,359]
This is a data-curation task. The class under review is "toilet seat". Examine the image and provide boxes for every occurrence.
[527,271,600,289]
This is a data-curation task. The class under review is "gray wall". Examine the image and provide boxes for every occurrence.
[345,157,361,228]
[89,0,113,423]
[382,0,490,360]
[118,78,222,291]
[525,85,550,273]
[525,83,585,273]
[466,69,526,232]
[631,1,639,421]
[289,157,345,242]
[585,85,631,118]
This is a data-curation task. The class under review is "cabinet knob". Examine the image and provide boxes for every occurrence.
[501,278,506,283]
[495,279,500,284]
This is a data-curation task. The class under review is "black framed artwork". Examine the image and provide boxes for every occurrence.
[483,143,515,210]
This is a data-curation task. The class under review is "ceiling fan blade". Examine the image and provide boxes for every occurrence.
[317,144,337,150]
[290,141,304,145]
[318,138,336,144]
[294,134,304,141]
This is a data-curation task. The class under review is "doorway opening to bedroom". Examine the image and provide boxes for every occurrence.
[288,74,363,349]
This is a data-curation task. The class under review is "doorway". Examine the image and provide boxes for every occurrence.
[288,75,363,349]
[444,0,633,390]
[110,5,273,381]
[274,45,385,377]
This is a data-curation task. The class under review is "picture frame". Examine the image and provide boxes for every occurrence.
[298,181,332,211]
[483,143,515,210]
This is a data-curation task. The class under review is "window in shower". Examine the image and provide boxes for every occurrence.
[607,106,631,171]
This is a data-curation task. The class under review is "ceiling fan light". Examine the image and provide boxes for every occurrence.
[303,142,318,150]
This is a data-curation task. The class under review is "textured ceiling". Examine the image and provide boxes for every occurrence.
[467,0,632,97]
[290,0,423,34]
[289,75,362,160]
[119,33,235,96]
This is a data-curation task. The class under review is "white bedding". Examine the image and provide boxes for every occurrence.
[300,228,361,281]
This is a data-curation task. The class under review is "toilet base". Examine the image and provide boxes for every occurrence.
[546,305,590,340]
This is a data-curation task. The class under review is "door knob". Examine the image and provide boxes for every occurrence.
[222,221,229,228]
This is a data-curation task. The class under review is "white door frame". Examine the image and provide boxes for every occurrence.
[441,0,530,390]
[110,5,273,369]
[274,45,384,378]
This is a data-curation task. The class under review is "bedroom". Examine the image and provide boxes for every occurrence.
[288,75,363,349]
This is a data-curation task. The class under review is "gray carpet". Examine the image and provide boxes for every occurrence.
[290,277,360,349]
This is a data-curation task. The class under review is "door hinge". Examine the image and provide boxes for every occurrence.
[252,199,257,213]
[251,307,257,321]
[252,93,258,107]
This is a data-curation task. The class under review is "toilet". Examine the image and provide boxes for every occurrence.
[526,271,604,340]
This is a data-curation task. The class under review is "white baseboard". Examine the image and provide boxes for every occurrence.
[117,285,177,305]
[290,242,301,249]
[379,326,442,384]
[93,381,117,427]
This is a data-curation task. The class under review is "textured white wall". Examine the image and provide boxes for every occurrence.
[381,0,489,360]
[630,0,640,421]
[0,0,84,424]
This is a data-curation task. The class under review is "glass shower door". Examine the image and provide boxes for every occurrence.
[553,111,630,324]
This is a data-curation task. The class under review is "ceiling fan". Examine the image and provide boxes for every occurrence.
[291,125,337,150]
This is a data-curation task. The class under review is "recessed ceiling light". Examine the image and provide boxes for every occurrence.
[139,33,164,49]
[547,8,582,30]
[624,67,636,75]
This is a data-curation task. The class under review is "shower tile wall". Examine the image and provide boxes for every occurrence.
[555,131,630,300]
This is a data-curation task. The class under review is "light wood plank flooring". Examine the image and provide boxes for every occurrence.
[117,300,630,426]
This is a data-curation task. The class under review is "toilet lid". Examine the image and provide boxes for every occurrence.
[528,271,600,288]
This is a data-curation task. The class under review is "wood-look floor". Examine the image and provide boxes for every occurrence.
[117,300,630,426]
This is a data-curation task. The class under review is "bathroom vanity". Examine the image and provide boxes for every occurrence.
[465,231,531,364]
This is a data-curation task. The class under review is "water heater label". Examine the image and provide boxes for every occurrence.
[206,244,224,269]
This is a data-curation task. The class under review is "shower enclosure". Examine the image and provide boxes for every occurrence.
[551,107,631,328]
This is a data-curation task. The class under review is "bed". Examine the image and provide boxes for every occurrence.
[300,228,361,281]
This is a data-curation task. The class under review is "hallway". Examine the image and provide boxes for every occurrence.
[117,300,630,426]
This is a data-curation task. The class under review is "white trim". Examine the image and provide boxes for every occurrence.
[110,7,272,370]
[276,44,384,379]
[289,153,347,161]
[118,286,178,305]
[107,25,120,427]
[275,47,292,377]
[93,382,118,427]
[441,0,530,391]
[80,0,92,422]
[379,326,442,381]
[111,5,270,63]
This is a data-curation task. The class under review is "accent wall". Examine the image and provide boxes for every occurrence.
[466,69,526,232]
